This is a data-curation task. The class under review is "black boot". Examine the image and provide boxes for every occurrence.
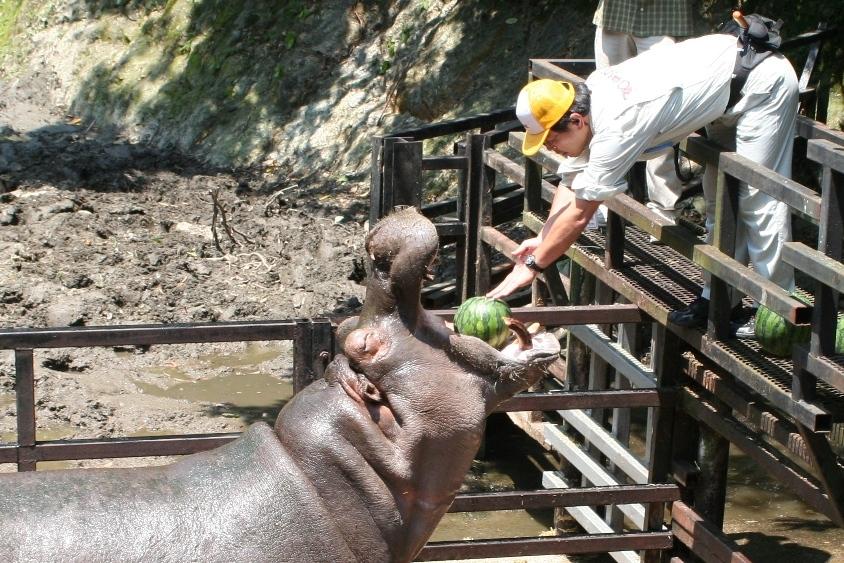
[668,297,709,328]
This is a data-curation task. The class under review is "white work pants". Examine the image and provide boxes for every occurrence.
[700,53,799,301]
[594,28,684,223]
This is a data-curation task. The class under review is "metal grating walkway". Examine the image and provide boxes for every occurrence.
[569,225,844,424]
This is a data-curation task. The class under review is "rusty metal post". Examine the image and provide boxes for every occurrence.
[15,349,36,472]
[370,135,386,228]
[810,166,842,355]
[464,133,493,299]
[565,263,594,391]
[371,137,420,228]
[311,318,334,380]
[642,325,680,563]
[391,140,424,211]
[454,140,468,303]
[293,320,334,394]
[292,320,313,395]
[707,170,739,340]
[693,423,730,530]
[605,207,625,271]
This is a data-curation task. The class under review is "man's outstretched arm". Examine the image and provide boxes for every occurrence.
[487,185,601,298]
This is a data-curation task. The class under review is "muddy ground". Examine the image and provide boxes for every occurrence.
[0,83,373,460]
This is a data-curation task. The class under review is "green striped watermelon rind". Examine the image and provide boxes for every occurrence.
[755,293,844,357]
[454,296,512,350]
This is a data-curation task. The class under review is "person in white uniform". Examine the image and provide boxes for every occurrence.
[486,32,798,337]
[591,0,695,228]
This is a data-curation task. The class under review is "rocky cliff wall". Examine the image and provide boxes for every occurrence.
[1,0,723,181]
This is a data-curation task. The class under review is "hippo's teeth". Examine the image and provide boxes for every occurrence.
[503,317,532,351]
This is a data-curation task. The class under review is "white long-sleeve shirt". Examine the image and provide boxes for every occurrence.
[562,34,738,200]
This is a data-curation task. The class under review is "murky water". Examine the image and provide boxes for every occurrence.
[131,343,293,408]
[135,373,292,408]
[724,447,844,562]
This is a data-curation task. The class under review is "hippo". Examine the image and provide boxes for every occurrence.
[0,207,560,562]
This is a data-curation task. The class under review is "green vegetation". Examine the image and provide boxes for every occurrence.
[0,0,24,56]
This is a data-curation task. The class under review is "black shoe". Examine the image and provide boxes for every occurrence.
[669,297,709,328]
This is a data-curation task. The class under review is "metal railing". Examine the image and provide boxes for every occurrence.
[1,318,332,471]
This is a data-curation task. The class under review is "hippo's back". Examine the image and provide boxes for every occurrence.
[0,423,355,562]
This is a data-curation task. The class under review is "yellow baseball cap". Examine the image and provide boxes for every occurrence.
[515,79,576,156]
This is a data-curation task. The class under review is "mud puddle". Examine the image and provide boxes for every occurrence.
[135,373,292,409]
[131,343,293,408]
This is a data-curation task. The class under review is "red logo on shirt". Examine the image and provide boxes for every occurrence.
[604,70,632,99]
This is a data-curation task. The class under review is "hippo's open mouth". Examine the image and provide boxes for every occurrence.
[499,331,561,364]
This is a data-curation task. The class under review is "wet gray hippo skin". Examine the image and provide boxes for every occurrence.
[0,207,559,562]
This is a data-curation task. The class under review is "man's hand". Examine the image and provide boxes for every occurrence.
[486,262,538,299]
[511,237,541,261]
[486,237,542,299]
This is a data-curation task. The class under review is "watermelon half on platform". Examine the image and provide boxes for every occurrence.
[453,296,512,350]
[755,294,844,357]
[755,303,811,357]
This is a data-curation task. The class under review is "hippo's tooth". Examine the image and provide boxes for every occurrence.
[503,317,531,350]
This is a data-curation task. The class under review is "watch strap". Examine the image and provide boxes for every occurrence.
[525,254,544,273]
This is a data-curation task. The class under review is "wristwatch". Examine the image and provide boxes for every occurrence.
[524,254,544,273]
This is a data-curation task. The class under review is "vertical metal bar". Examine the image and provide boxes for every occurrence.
[694,423,730,529]
[370,136,385,229]
[797,166,842,402]
[589,282,614,429]
[292,320,313,395]
[15,349,37,472]
[811,166,842,357]
[609,297,635,529]
[310,318,334,382]
[524,158,543,214]
[708,170,739,340]
[642,325,679,563]
[464,134,492,299]
[391,140,424,210]
[476,137,494,296]
[454,141,468,304]
[380,137,403,219]
[522,62,544,306]
[565,264,594,391]
[605,210,625,271]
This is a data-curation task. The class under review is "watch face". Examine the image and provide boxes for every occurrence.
[526,255,540,271]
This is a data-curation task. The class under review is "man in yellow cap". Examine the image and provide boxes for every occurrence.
[487,31,799,338]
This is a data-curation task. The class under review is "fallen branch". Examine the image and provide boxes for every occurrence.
[210,188,254,253]
[263,184,298,216]
[237,251,274,272]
